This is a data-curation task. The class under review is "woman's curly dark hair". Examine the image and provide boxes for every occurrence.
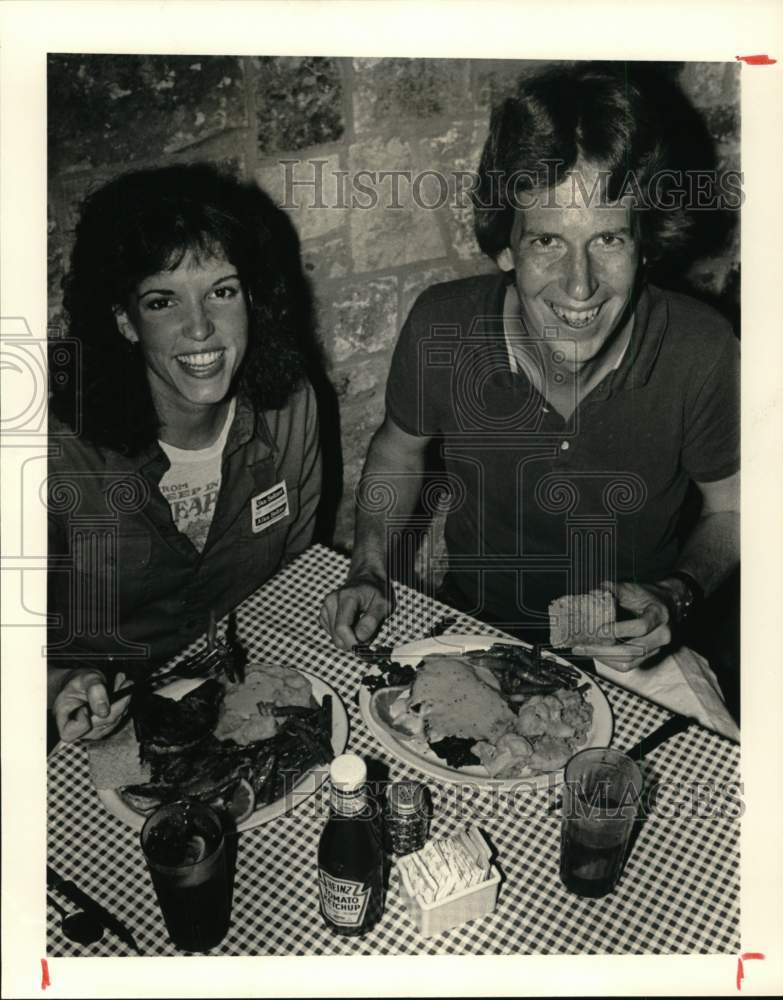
[54,163,308,454]
[474,63,700,264]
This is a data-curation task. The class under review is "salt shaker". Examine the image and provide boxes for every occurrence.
[385,781,430,857]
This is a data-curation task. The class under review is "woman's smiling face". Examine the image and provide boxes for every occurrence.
[115,249,249,418]
[497,164,640,375]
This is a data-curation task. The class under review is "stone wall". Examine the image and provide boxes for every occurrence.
[48,55,741,561]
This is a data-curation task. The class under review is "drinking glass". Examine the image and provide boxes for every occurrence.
[559,748,642,898]
[141,800,231,951]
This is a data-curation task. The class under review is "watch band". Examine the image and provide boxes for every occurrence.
[663,570,705,624]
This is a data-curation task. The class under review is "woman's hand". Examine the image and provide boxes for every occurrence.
[571,581,675,671]
[53,668,132,743]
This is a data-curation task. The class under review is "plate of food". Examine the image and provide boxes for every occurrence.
[88,663,349,832]
[358,635,612,787]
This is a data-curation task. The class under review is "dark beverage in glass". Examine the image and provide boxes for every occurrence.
[141,800,231,951]
[560,799,629,897]
[318,753,384,936]
[559,749,642,899]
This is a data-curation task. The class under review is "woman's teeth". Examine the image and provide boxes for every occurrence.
[549,302,601,328]
[176,349,225,372]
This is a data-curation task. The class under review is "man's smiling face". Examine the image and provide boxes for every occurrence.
[498,164,641,375]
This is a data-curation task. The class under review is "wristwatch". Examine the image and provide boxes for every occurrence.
[660,570,705,625]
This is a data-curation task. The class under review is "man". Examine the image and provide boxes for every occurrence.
[320,64,739,688]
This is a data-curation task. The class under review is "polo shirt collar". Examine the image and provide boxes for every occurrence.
[480,272,519,390]
[496,276,668,399]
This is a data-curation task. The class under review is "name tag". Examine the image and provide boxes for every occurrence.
[250,481,290,534]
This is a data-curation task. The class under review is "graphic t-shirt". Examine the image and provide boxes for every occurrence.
[158,399,236,553]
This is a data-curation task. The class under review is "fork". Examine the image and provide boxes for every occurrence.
[107,611,240,704]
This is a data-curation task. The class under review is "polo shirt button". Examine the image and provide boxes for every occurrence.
[560,441,570,451]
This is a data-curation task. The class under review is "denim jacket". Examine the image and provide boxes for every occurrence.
[47,381,321,666]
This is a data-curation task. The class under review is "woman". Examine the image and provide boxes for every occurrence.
[48,163,322,741]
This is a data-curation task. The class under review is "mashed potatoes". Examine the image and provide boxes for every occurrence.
[214,663,315,744]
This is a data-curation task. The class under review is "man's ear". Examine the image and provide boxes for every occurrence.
[114,307,139,345]
[496,248,514,273]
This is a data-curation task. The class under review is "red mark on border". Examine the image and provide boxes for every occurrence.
[736,952,765,990]
[736,54,777,65]
[40,959,51,990]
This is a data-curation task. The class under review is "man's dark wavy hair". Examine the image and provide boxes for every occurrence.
[473,62,696,262]
[54,163,308,454]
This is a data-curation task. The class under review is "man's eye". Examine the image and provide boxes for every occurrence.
[531,235,558,249]
[597,233,623,248]
[145,297,174,311]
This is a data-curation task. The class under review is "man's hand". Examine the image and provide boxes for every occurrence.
[53,668,132,743]
[319,416,427,653]
[319,574,394,652]
[571,580,675,671]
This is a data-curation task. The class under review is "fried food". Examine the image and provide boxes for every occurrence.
[410,655,517,742]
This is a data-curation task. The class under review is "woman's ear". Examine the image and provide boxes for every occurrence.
[496,248,514,273]
[114,307,139,345]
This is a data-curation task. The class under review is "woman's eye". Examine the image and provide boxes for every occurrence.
[597,233,623,248]
[211,285,240,300]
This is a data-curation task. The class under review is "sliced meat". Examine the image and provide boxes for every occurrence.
[411,656,516,742]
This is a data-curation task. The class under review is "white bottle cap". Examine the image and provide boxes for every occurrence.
[329,753,367,791]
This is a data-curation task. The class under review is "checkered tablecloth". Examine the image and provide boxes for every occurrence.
[47,544,740,957]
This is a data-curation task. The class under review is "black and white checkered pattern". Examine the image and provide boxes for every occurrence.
[47,545,739,956]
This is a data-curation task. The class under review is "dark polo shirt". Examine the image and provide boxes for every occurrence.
[386,273,739,640]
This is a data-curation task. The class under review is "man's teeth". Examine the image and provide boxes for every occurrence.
[549,303,601,328]
[176,350,224,368]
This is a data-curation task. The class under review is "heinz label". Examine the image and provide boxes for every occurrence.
[318,870,372,927]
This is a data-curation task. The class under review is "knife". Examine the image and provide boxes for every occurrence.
[47,866,141,953]
[623,713,694,762]
[534,643,598,675]
[547,714,695,813]
[352,643,395,659]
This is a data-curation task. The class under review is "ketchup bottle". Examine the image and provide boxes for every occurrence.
[317,753,385,936]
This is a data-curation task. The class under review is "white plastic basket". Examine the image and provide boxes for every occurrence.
[397,863,501,938]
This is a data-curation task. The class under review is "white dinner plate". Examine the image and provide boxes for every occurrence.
[96,670,349,832]
[358,634,613,788]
